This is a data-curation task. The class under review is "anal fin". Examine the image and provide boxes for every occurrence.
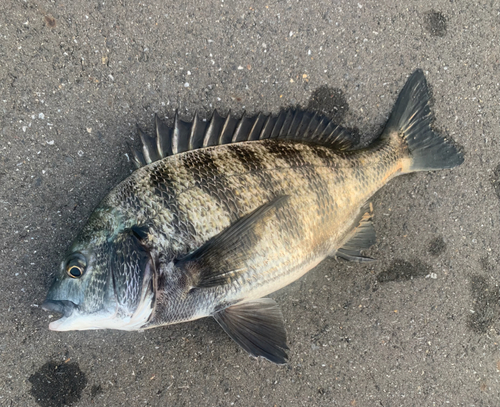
[335,204,376,262]
[213,298,289,364]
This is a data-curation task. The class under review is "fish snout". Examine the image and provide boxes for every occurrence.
[41,299,77,317]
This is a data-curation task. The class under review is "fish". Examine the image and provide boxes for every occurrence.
[42,70,463,364]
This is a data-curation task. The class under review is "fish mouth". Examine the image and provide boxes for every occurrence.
[41,299,77,326]
[42,299,80,331]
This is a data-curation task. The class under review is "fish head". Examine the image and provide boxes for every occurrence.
[42,209,155,331]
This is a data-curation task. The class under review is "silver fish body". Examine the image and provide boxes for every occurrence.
[42,70,463,363]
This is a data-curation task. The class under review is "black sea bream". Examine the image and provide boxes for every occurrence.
[42,70,463,364]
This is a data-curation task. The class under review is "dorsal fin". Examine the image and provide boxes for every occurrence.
[132,108,356,169]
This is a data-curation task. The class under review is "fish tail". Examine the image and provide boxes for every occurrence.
[381,69,463,172]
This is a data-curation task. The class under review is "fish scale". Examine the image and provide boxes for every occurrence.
[42,70,463,364]
[112,138,402,305]
[84,137,411,308]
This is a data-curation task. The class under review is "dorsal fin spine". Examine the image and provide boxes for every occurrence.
[155,114,173,157]
[324,127,344,148]
[259,115,274,140]
[220,111,236,144]
[294,111,309,139]
[279,110,295,138]
[203,110,220,147]
[289,110,304,139]
[172,111,180,155]
[134,108,357,169]
[190,112,207,150]
[137,125,159,164]
[311,117,328,139]
[248,113,265,141]
[231,111,246,143]
[131,145,146,169]
[189,111,198,150]
[270,111,286,139]
[304,112,320,139]
[319,121,337,143]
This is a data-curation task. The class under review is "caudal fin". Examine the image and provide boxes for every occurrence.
[382,69,463,172]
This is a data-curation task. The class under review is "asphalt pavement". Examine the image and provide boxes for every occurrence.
[0,0,499,406]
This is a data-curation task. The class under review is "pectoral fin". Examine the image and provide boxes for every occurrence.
[175,196,289,288]
[213,298,289,364]
[335,206,376,262]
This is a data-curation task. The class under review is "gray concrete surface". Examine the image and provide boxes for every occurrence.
[1,0,499,406]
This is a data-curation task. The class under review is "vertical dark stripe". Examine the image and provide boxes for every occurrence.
[310,145,335,168]
[230,144,267,172]
[148,165,187,239]
[228,144,278,203]
[229,141,305,240]
[264,140,335,235]
[310,145,358,169]
[263,139,307,167]
[181,150,242,221]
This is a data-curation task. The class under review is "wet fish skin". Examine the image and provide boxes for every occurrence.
[135,137,404,323]
[42,70,463,363]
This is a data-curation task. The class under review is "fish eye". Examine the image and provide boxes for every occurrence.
[65,253,87,279]
[67,265,83,278]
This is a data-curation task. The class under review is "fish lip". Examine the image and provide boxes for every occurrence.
[41,299,77,317]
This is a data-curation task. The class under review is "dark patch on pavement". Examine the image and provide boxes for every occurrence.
[480,257,494,273]
[467,274,500,334]
[424,11,447,37]
[377,259,431,283]
[307,86,349,124]
[491,164,500,200]
[29,361,87,407]
[91,384,103,399]
[44,15,56,28]
[428,236,446,256]
[33,177,43,188]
